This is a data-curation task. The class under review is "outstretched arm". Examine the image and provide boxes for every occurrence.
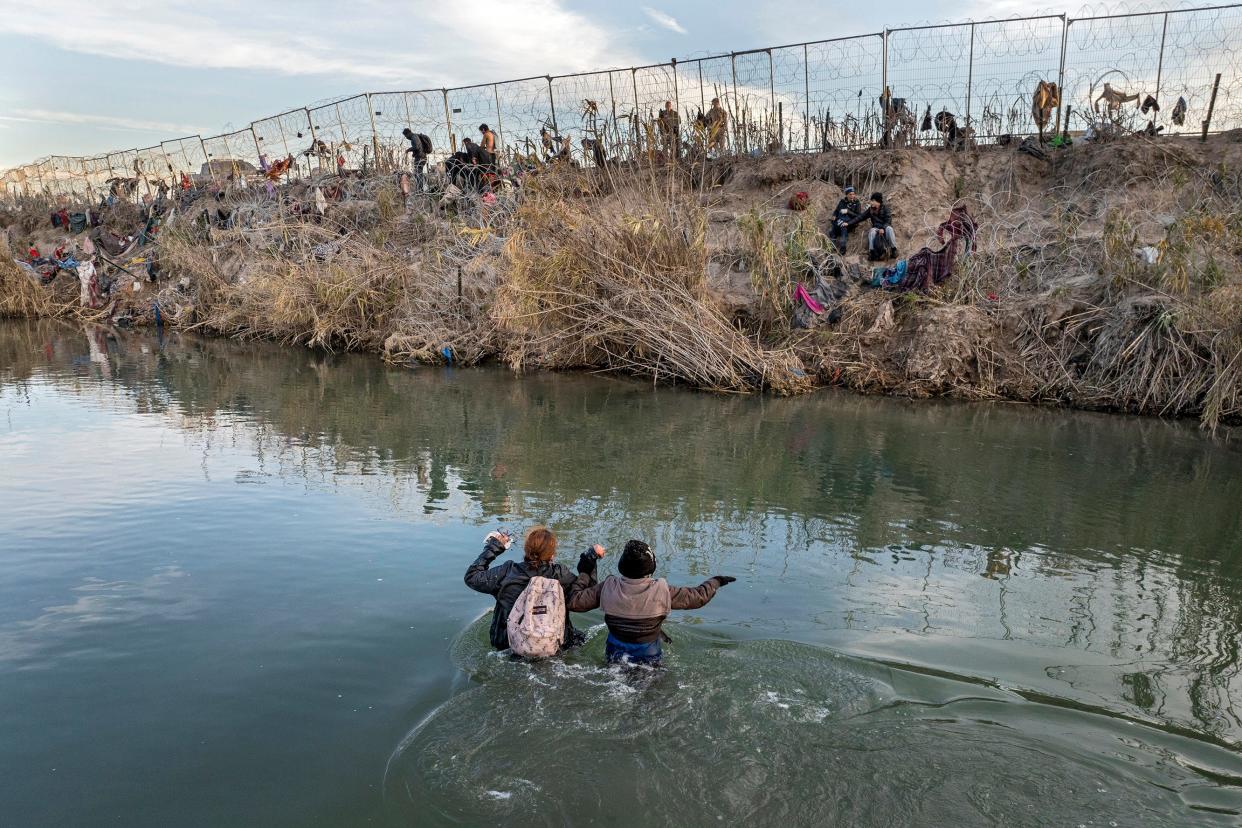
[566,545,606,611]
[463,533,511,596]
[669,576,736,610]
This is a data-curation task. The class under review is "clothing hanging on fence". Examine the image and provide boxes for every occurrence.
[920,105,933,132]
[1172,97,1187,125]
[1141,94,1159,114]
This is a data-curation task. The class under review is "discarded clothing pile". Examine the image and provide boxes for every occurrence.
[869,205,977,292]
[791,251,858,328]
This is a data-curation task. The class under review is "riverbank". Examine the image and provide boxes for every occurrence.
[4,135,1241,426]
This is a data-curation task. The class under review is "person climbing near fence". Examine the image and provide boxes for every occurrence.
[402,127,432,192]
[464,526,604,655]
[828,186,863,254]
[848,192,897,262]
[567,539,735,666]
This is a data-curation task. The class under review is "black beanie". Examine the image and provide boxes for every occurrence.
[871,192,883,203]
[618,539,656,578]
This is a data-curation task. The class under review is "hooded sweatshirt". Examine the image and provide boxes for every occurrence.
[567,574,723,644]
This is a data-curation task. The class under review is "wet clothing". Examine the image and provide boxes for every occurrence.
[568,574,724,664]
[464,538,596,651]
[605,634,663,665]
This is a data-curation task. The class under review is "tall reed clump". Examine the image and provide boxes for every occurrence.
[161,223,415,351]
[496,169,810,393]
[0,234,67,318]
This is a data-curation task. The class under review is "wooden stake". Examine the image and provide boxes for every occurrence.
[1201,73,1221,142]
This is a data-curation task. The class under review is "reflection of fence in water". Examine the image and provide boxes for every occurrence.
[5,4,1242,199]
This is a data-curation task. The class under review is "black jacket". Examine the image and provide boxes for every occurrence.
[831,197,863,227]
[405,135,427,162]
[464,538,596,650]
[850,203,892,229]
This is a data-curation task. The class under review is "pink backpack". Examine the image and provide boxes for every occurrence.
[506,576,565,658]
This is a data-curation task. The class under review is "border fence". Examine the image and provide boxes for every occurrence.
[3,4,1240,202]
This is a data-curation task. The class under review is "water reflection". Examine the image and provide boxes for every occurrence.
[1,321,1240,767]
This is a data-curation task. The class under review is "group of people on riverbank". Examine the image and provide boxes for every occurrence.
[464,527,735,666]
[829,186,898,261]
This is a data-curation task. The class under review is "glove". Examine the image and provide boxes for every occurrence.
[711,575,737,587]
[577,550,599,576]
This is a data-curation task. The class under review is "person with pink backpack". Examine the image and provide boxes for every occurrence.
[464,526,603,657]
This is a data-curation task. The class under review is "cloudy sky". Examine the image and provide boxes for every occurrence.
[0,0,1124,168]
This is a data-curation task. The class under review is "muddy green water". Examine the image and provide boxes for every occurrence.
[1,320,1240,827]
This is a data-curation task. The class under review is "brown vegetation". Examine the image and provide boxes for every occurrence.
[3,135,1242,426]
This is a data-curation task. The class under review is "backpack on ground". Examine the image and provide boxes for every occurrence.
[417,133,432,154]
[506,576,565,658]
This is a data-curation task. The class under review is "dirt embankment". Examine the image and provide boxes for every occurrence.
[3,134,1242,427]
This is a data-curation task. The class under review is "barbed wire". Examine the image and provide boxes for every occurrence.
[3,3,1240,199]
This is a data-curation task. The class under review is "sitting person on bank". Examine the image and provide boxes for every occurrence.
[849,191,897,261]
[567,539,735,666]
[828,185,863,254]
[465,526,602,652]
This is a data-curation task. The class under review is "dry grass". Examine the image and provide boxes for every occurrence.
[497,171,811,393]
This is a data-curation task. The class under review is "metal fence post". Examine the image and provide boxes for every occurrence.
[881,31,890,148]
[493,84,505,151]
[803,43,811,152]
[965,23,975,134]
[547,76,558,135]
[671,59,679,112]
[1155,12,1169,108]
[1055,16,1069,135]
[443,89,455,152]
[365,94,382,172]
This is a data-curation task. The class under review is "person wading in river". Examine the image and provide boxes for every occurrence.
[465,526,602,652]
[567,539,735,666]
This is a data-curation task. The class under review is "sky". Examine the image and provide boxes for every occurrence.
[0,0,1184,169]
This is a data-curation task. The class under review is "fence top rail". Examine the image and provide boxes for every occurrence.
[1068,2,1240,23]
[888,13,1065,34]
[449,74,549,92]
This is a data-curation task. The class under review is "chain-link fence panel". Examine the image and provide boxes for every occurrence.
[1158,5,1242,136]
[446,83,500,156]
[201,131,258,184]
[732,50,775,153]
[886,24,972,147]
[632,64,678,156]
[161,137,205,183]
[805,34,884,150]
[134,145,171,189]
[771,45,809,151]
[252,109,314,178]
[371,91,451,168]
[551,71,626,163]
[494,77,555,161]
[1063,12,1163,134]
[967,16,1065,141]
[307,96,376,173]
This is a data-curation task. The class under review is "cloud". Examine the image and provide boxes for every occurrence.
[642,6,688,34]
[0,0,636,86]
[0,109,206,135]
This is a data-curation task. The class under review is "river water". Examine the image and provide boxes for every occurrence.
[1,319,1240,827]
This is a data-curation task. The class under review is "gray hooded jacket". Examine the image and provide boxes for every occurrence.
[567,574,722,644]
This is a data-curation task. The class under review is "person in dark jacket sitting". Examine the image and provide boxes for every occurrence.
[850,191,897,261]
[465,526,602,652]
[567,539,735,666]
[828,186,863,254]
